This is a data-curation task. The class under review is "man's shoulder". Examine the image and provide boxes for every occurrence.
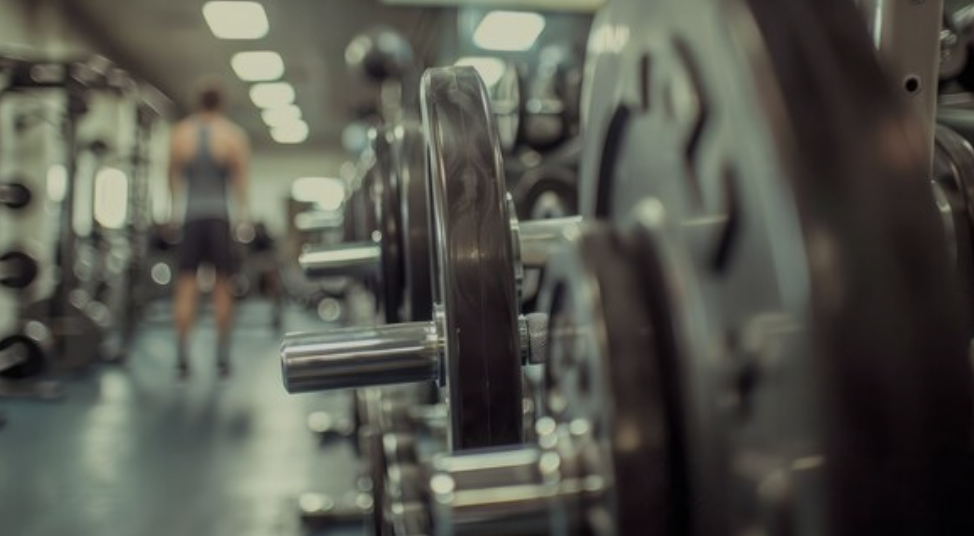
[221,119,249,146]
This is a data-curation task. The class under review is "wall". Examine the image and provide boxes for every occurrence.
[0,0,99,57]
[248,147,348,238]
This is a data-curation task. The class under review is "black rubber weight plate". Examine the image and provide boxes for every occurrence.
[396,122,433,322]
[420,66,522,449]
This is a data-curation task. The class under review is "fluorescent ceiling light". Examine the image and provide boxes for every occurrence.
[231,51,284,81]
[271,120,309,144]
[473,11,545,51]
[455,56,506,87]
[202,1,269,40]
[261,104,302,126]
[250,82,295,108]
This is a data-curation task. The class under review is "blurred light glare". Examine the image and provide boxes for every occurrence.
[203,1,269,40]
[292,177,346,210]
[47,164,67,202]
[455,57,506,87]
[231,51,285,81]
[261,104,302,126]
[474,12,545,51]
[250,82,295,108]
[93,167,128,229]
[271,120,309,144]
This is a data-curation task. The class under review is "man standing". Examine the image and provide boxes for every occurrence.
[168,80,250,379]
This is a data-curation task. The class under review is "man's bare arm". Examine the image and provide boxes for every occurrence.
[231,128,251,222]
[167,126,183,223]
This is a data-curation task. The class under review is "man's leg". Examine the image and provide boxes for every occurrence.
[174,273,198,378]
[213,275,234,376]
[212,219,236,377]
[174,220,201,379]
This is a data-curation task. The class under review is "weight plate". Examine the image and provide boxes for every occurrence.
[28,293,104,372]
[0,181,32,210]
[935,124,974,233]
[510,164,579,220]
[0,321,53,379]
[941,12,969,82]
[579,0,973,533]
[933,124,974,331]
[421,66,523,449]
[395,122,433,322]
[538,225,681,535]
[370,127,405,324]
[493,61,523,154]
[0,250,39,290]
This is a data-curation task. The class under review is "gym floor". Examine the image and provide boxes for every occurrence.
[0,300,363,536]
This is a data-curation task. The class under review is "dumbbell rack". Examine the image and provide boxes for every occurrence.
[0,55,136,398]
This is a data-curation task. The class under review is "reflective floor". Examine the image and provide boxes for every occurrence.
[0,301,361,536]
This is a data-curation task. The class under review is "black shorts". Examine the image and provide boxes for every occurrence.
[178,218,233,275]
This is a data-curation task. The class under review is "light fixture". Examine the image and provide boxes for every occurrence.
[271,120,309,144]
[202,1,269,40]
[261,104,302,127]
[93,167,128,229]
[454,56,506,87]
[292,177,345,210]
[250,82,295,108]
[473,11,545,51]
[231,51,284,81]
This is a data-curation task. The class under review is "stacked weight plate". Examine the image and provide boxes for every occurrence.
[284,0,974,534]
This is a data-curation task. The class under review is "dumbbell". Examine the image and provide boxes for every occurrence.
[427,0,974,534]
[488,51,581,154]
[298,100,581,324]
[303,123,428,323]
[0,181,31,210]
[284,67,569,450]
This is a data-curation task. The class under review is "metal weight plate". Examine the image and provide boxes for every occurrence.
[0,181,32,210]
[578,0,973,534]
[394,122,433,322]
[510,164,579,220]
[369,127,406,324]
[932,125,974,328]
[0,250,39,290]
[27,292,106,372]
[941,11,970,82]
[537,225,681,535]
[935,123,974,233]
[420,66,523,449]
[493,61,523,154]
[0,322,52,380]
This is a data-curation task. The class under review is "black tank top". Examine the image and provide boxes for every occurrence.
[183,122,231,222]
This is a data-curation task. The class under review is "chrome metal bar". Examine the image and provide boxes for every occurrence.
[299,241,381,278]
[281,322,440,393]
[517,216,582,268]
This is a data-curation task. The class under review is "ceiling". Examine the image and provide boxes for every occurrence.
[63,0,453,152]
